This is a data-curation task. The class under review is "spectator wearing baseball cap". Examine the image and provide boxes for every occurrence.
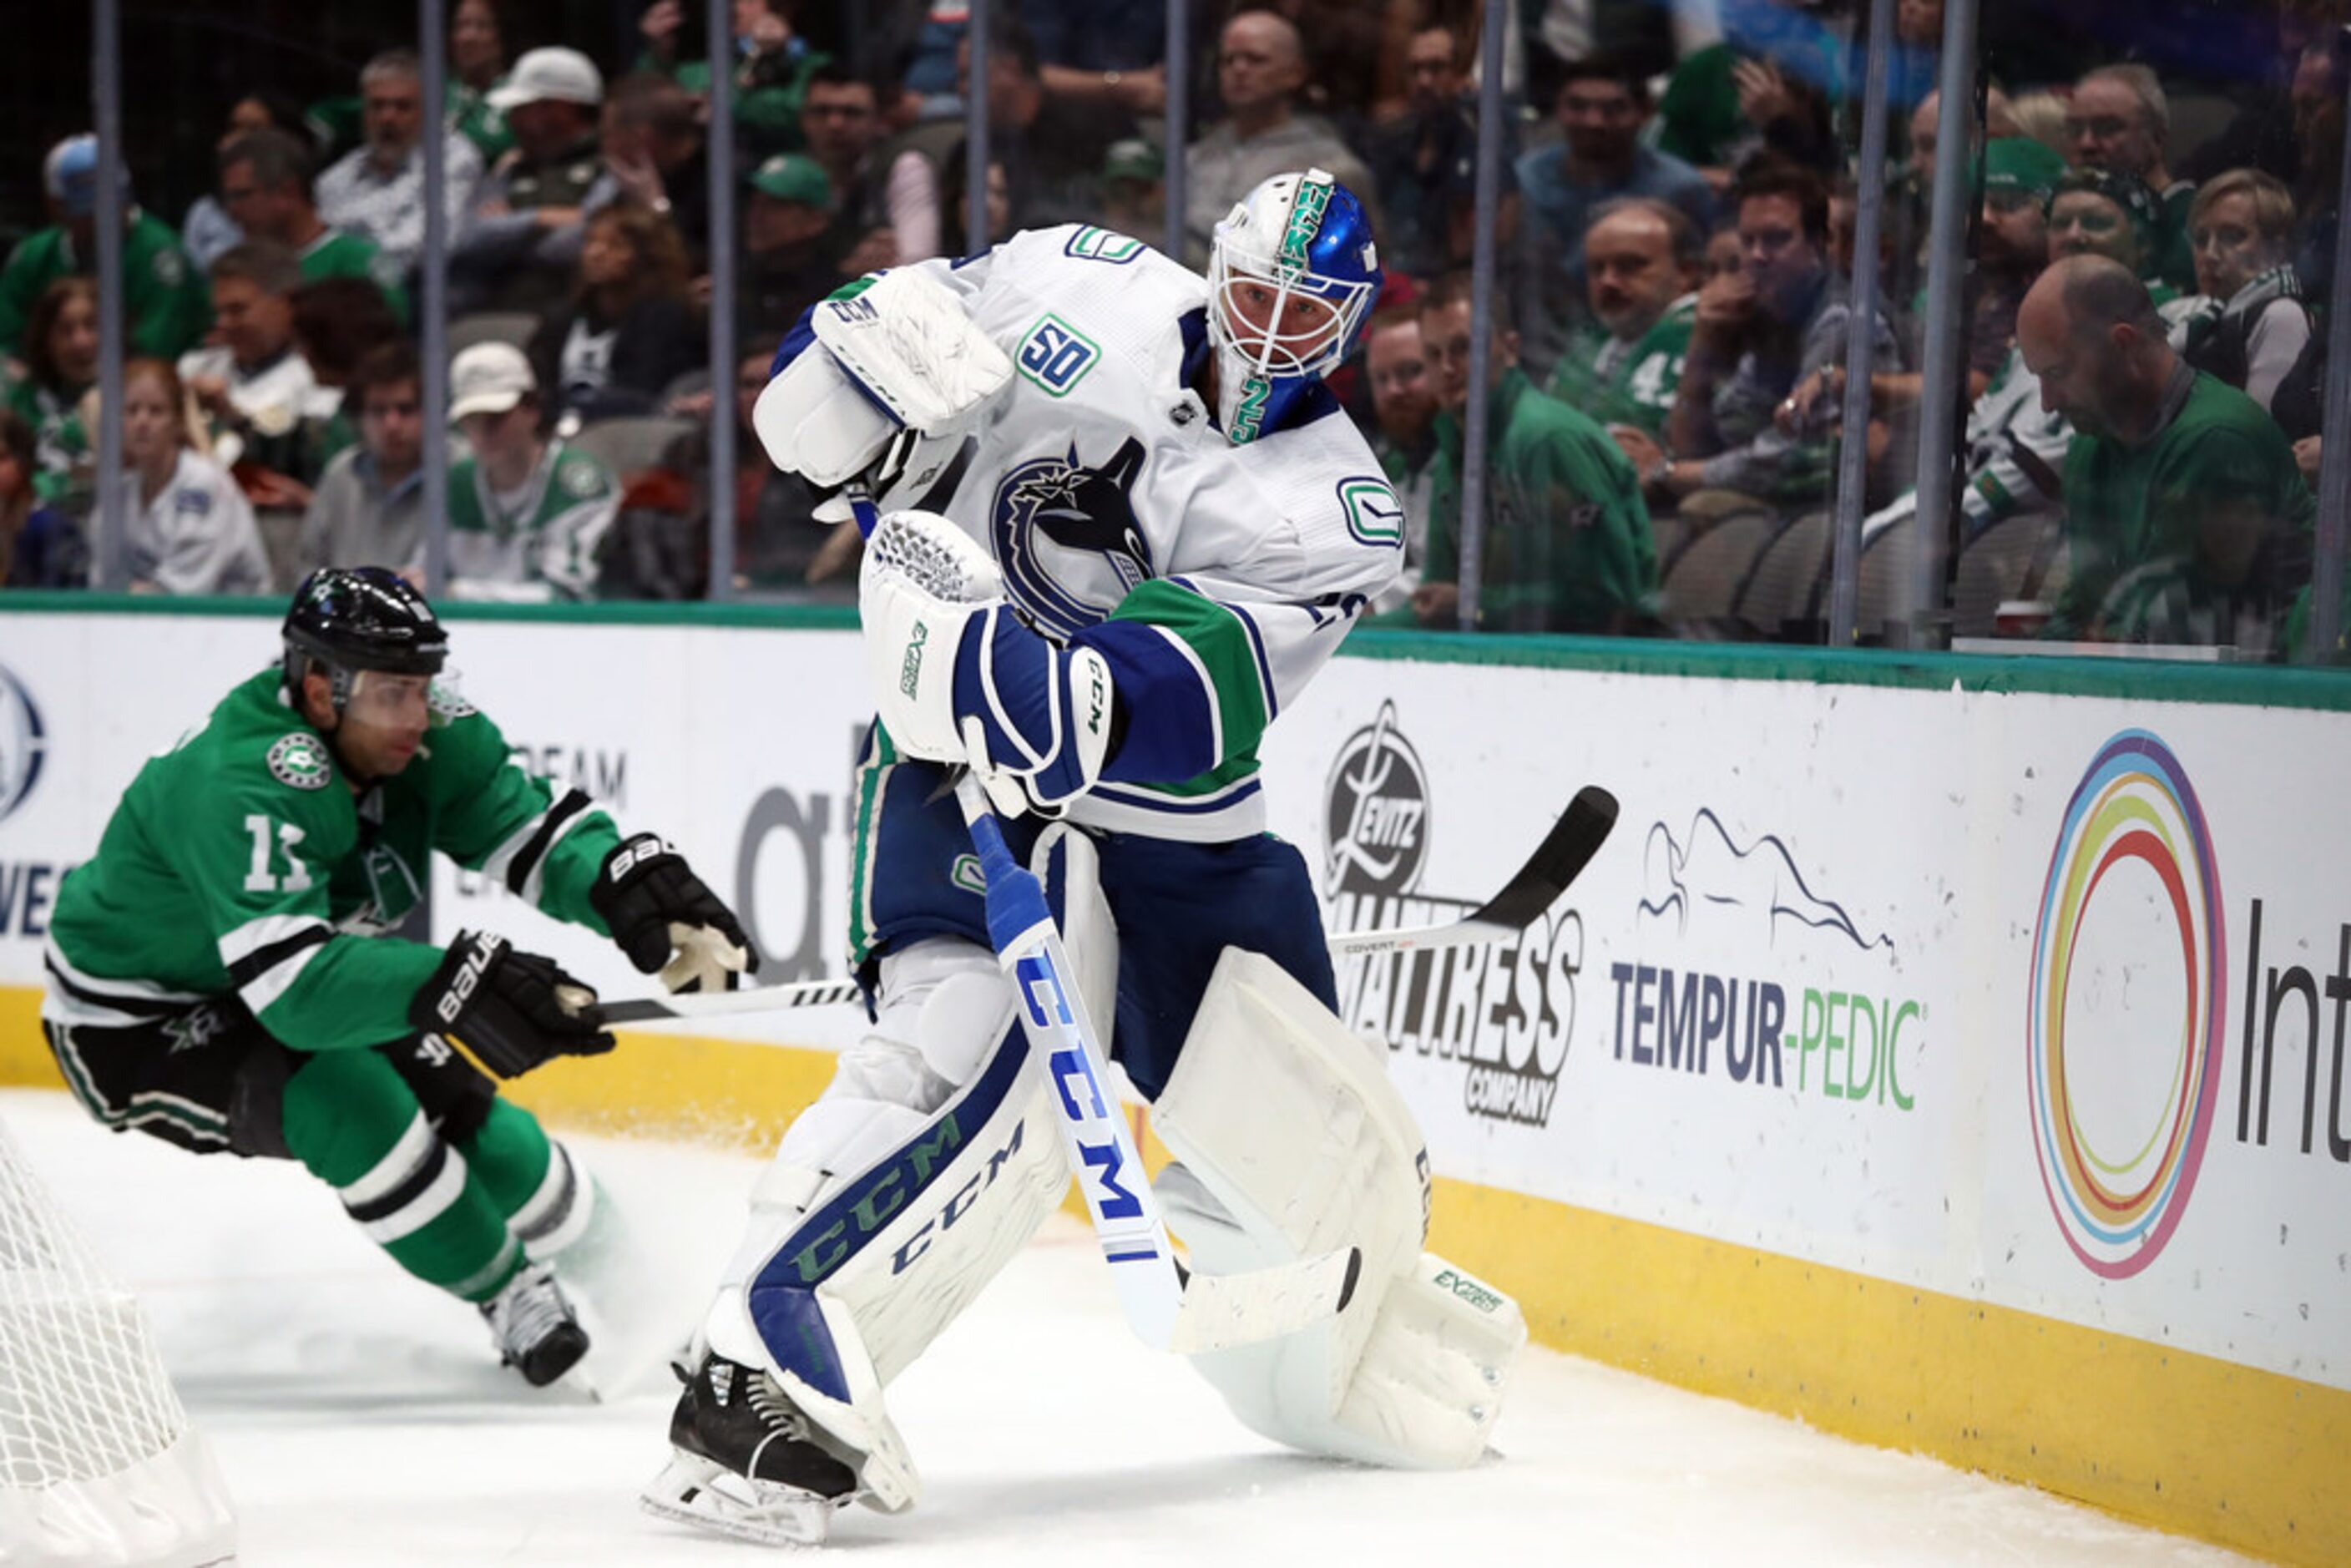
[0,135,212,367]
[1098,138,1164,239]
[441,341,619,602]
[741,154,842,340]
[1966,137,2068,380]
[453,48,614,316]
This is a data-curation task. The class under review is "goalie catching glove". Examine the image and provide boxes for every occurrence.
[591,834,756,994]
[410,930,614,1078]
[861,508,1118,817]
[752,269,1014,490]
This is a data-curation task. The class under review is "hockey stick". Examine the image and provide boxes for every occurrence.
[601,977,863,1024]
[863,492,1357,1354]
[1327,783,1617,956]
[604,787,1619,1024]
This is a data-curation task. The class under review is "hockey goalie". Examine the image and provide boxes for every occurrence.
[643,167,1529,1546]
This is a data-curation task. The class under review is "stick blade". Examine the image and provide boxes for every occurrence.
[1160,1247,1362,1355]
[1462,785,1618,931]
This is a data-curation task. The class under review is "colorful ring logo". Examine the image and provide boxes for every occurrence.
[2028,731,2225,1278]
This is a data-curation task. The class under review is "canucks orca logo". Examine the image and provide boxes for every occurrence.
[990,437,1155,640]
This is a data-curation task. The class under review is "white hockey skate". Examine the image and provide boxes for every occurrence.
[640,1353,859,1547]
[478,1261,590,1388]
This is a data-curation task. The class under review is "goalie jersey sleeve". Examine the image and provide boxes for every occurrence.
[46,670,622,1050]
[803,225,1403,840]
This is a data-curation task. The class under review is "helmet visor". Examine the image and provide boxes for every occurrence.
[345,668,453,726]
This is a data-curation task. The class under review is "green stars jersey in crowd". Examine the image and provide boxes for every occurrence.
[1545,296,1696,441]
[47,667,623,1051]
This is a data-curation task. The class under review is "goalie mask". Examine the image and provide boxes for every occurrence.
[1207,168,1381,444]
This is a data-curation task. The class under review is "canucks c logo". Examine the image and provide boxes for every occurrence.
[989,436,1155,640]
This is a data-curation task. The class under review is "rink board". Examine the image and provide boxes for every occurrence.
[3,599,2347,1564]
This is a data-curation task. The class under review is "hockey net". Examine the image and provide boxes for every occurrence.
[0,1112,235,1567]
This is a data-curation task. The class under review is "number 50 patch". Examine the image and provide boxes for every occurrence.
[1017,314,1100,397]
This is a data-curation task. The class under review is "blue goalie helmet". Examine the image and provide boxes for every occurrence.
[1206,167,1382,443]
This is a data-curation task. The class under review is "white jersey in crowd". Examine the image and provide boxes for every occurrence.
[128,448,270,596]
[861,223,1404,842]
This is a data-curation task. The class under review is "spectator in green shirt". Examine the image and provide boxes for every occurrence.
[218,130,410,326]
[0,135,211,365]
[1549,197,1703,446]
[635,0,831,159]
[2020,254,2314,650]
[1413,271,1659,635]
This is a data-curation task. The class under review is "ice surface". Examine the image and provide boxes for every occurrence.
[0,1089,2242,1565]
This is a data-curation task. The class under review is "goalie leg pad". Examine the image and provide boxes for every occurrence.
[698,938,1069,1512]
[1152,947,1523,1467]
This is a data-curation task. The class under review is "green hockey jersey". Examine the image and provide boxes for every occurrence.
[1545,295,1696,440]
[445,441,619,602]
[44,667,622,1052]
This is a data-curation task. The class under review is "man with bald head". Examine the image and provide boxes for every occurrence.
[1182,8,1375,265]
[2019,254,2310,647]
[1550,198,1701,443]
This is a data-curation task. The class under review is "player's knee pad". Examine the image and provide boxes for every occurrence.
[703,939,1069,1511]
[1151,947,1525,1468]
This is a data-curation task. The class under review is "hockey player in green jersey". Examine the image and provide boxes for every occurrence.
[39,567,754,1387]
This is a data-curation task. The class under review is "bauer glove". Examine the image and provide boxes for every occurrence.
[590,833,756,993]
[410,930,614,1078]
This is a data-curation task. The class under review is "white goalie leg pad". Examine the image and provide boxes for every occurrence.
[700,938,1069,1512]
[1151,948,1524,1468]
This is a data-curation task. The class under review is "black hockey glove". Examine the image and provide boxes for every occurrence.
[408,930,615,1079]
[589,833,757,993]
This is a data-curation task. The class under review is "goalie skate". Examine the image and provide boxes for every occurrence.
[639,1353,858,1547]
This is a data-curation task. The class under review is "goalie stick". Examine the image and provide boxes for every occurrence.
[600,785,1619,1024]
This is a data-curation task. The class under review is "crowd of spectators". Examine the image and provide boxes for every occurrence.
[0,0,2343,657]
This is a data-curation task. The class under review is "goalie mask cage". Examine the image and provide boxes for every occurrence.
[0,1112,235,1566]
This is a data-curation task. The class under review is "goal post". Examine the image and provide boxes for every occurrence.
[0,1113,235,1567]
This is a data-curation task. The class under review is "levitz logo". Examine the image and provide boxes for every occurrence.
[900,620,929,697]
[434,933,507,1024]
[1325,702,1579,1129]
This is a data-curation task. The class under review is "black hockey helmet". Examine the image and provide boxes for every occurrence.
[281,568,447,706]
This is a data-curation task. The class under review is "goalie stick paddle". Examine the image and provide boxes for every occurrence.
[604,785,1621,1023]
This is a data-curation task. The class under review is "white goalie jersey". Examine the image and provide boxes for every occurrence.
[781,224,1405,842]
